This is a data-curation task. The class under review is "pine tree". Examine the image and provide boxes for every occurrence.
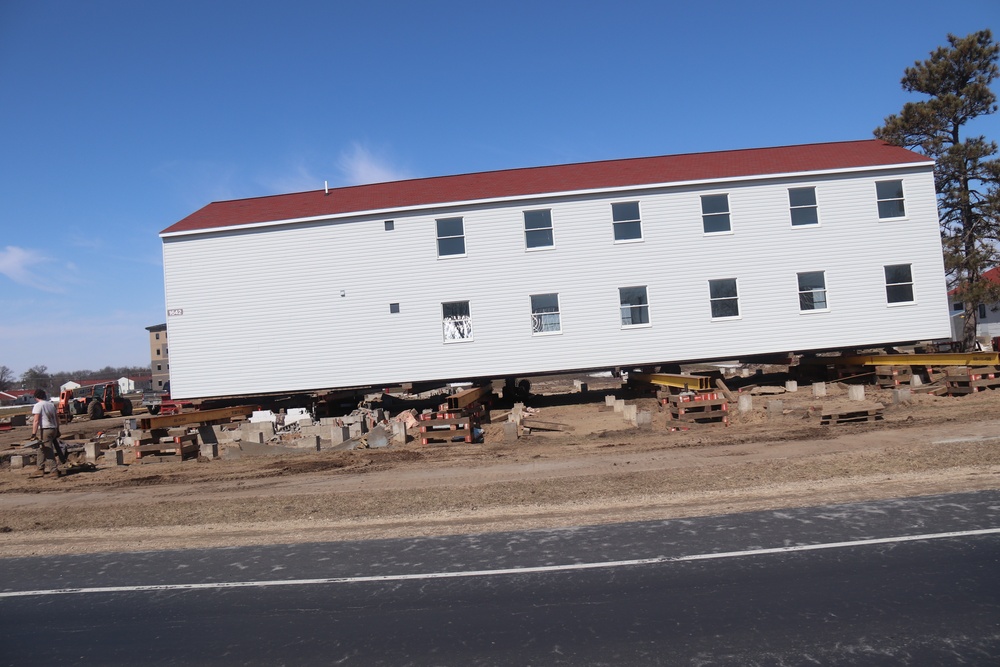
[875,29,1000,349]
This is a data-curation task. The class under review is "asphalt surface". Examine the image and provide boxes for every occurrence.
[1,490,998,665]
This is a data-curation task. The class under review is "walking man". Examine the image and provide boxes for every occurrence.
[29,388,62,478]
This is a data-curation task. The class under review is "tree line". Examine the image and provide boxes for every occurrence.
[0,364,151,394]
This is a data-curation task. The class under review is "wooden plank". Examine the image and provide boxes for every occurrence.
[520,418,575,432]
[447,385,493,410]
[137,405,257,430]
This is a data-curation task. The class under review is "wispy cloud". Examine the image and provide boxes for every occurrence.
[0,246,63,293]
[336,143,412,185]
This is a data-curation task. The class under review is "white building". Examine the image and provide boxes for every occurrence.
[160,139,951,400]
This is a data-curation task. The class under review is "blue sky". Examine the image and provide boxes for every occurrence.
[1,0,997,379]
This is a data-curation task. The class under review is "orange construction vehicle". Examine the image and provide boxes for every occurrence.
[59,383,133,420]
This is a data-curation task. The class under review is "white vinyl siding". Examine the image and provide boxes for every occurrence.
[161,166,950,399]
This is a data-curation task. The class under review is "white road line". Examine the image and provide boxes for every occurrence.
[2,527,998,600]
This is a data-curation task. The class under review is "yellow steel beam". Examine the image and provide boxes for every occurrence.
[137,405,258,430]
[802,352,999,367]
[629,372,714,391]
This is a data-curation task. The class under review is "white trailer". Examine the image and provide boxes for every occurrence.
[160,139,950,400]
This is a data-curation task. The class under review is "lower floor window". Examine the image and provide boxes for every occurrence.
[797,271,828,311]
[530,293,561,334]
[442,301,473,341]
[884,264,914,304]
[619,286,650,326]
[709,278,740,318]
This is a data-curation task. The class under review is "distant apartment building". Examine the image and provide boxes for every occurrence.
[146,323,170,390]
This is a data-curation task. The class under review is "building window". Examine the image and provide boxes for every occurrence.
[789,187,819,226]
[389,303,400,314]
[709,278,740,318]
[702,194,731,233]
[436,217,465,257]
[384,220,394,231]
[155,348,160,357]
[157,380,163,388]
[442,301,473,342]
[619,286,650,327]
[155,333,160,340]
[953,301,963,312]
[884,264,914,303]
[797,271,828,311]
[524,209,554,249]
[530,293,561,334]
[876,180,906,219]
[980,304,987,319]
[612,202,642,241]
[156,364,162,371]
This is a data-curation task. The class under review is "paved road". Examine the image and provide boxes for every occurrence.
[1,491,999,665]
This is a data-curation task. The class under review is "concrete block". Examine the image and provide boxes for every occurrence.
[614,399,625,413]
[812,382,827,397]
[330,425,351,444]
[390,420,408,445]
[738,394,753,413]
[623,404,638,423]
[299,424,327,440]
[892,388,912,405]
[767,400,783,418]
[366,425,390,449]
[848,385,865,401]
[605,395,616,406]
[10,454,27,469]
[785,380,798,392]
[503,421,519,442]
[635,410,652,429]
[348,422,364,438]
[84,441,101,463]
[104,449,124,466]
[573,380,588,393]
[910,375,923,387]
[243,431,265,444]
[199,443,218,459]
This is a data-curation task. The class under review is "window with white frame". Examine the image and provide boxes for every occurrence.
[884,264,914,303]
[619,286,650,326]
[876,180,906,219]
[789,187,819,226]
[797,271,828,311]
[442,301,473,341]
[612,202,642,241]
[436,217,466,257]
[709,278,740,318]
[530,293,561,334]
[524,209,554,249]
[701,194,731,233]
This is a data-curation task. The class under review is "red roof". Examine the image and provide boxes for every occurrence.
[162,139,931,235]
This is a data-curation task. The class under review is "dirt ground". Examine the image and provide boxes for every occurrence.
[1,374,999,558]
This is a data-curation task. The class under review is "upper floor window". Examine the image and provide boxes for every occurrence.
[797,271,828,311]
[436,217,465,257]
[709,278,740,318]
[884,264,914,304]
[619,286,650,327]
[442,301,473,341]
[876,180,906,219]
[789,187,819,226]
[701,194,731,233]
[155,333,160,340]
[530,293,561,334]
[524,209,554,249]
[612,202,642,241]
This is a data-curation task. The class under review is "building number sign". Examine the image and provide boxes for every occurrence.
[167,308,184,317]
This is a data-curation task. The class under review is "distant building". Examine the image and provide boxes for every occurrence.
[949,266,1000,344]
[146,323,170,391]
